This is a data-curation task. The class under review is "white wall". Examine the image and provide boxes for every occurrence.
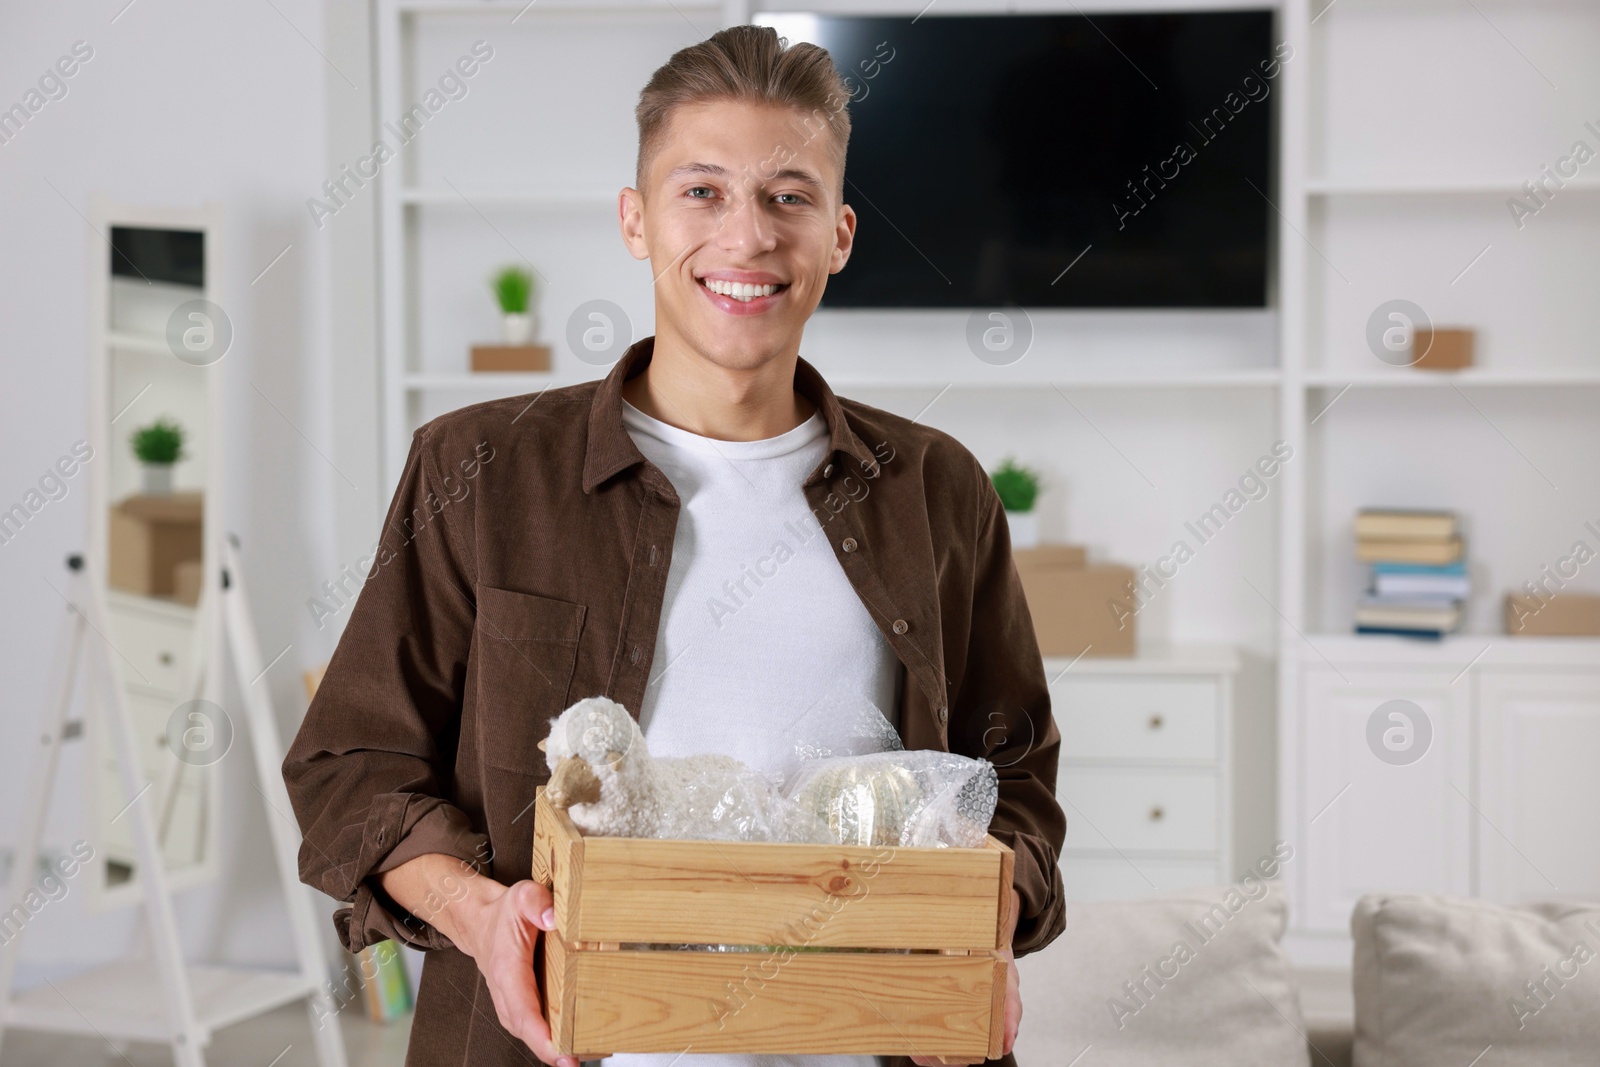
[10,0,1588,993]
[0,0,379,982]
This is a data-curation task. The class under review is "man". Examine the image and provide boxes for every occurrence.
[283,24,1065,1067]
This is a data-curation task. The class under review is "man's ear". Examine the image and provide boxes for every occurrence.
[829,202,858,275]
[618,186,651,261]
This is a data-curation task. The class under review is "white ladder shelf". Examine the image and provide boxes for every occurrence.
[0,542,349,1067]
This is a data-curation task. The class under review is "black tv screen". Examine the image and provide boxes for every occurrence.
[767,11,1277,309]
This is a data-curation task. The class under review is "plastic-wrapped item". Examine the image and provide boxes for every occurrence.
[653,758,834,845]
[541,695,998,849]
[784,749,999,849]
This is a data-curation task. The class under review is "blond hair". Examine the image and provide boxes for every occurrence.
[635,25,852,201]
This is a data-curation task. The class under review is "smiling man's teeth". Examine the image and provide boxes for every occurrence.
[702,278,780,301]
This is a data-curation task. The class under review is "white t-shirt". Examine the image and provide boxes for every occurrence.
[607,396,900,1067]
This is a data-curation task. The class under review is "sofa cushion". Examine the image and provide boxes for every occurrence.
[1352,894,1600,1067]
[1013,880,1311,1066]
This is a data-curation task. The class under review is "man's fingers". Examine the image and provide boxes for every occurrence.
[518,883,563,927]
[509,879,557,930]
[489,955,568,1067]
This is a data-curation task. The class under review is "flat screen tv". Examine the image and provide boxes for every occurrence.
[760,10,1278,309]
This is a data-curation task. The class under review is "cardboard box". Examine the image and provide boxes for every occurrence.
[471,344,551,372]
[1504,592,1600,636]
[1014,552,1137,657]
[303,662,329,701]
[108,492,203,598]
[1411,327,1474,371]
[1011,544,1087,572]
[532,787,1011,1060]
[172,559,203,606]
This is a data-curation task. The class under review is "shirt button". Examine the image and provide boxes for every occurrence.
[630,645,643,665]
[842,537,858,553]
[892,619,908,635]
[937,706,949,725]
[823,463,834,477]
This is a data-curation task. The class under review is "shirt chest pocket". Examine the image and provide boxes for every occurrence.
[473,585,586,772]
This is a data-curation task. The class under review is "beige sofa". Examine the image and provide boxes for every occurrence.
[1013,889,1600,1067]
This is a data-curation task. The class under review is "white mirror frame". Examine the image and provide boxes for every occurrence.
[83,196,226,913]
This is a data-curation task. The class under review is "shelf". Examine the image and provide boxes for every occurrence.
[1043,643,1241,677]
[1303,369,1600,388]
[106,331,171,356]
[1289,632,1600,668]
[406,372,567,391]
[405,370,1284,392]
[107,587,200,623]
[1306,176,1600,196]
[400,186,619,208]
[831,370,1283,390]
[4,960,318,1042]
[395,0,723,15]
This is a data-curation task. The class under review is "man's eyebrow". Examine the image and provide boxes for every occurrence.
[664,161,824,189]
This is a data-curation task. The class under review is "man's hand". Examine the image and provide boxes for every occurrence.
[911,888,1023,1067]
[376,854,577,1067]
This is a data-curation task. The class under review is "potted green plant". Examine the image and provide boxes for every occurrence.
[491,264,537,344]
[990,456,1042,549]
[131,416,186,495]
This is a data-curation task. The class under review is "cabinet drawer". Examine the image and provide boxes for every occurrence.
[106,599,196,696]
[1053,678,1218,762]
[1057,768,1218,853]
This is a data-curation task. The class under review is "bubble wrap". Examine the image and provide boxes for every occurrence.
[544,695,998,850]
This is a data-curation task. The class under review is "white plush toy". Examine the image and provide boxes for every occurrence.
[539,696,825,843]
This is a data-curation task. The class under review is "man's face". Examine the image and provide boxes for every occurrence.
[620,99,856,371]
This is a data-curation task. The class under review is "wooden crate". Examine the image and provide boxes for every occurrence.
[531,786,1013,1059]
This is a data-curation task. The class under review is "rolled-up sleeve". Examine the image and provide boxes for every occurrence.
[949,467,1067,959]
[283,428,488,954]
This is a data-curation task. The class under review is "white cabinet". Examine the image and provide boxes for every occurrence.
[1476,670,1600,903]
[96,590,210,878]
[1297,668,1472,932]
[1047,646,1238,900]
[1283,638,1600,960]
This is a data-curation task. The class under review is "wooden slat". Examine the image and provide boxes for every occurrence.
[532,788,585,939]
[540,920,574,1051]
[994,837,1015,952]
[532,792,1009,950]
[986,954,1008,1060]
[557,941,1000,1059]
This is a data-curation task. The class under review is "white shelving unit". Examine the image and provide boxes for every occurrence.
[375,0,749,489]
[372,0,1600,957]
[373,0,1288,491]
[1273,0,1600,963]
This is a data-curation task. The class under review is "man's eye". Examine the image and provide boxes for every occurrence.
[775,193,804,205]
[687,186,716,199]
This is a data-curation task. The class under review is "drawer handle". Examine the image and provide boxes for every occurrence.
[159,652,174,666]
[1149,806,1165,822]
[1148,714,1164,730]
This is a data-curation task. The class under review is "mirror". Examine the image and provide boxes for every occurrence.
[85,199,226,909]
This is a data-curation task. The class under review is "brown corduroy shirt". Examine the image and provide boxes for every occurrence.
[283,335,1067,1067]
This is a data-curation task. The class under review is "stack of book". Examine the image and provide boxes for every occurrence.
[1354,509,1466,637]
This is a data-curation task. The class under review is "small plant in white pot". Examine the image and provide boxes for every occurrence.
[492,264,537,344]
[990,456,1042,549]
[131,417,186,495]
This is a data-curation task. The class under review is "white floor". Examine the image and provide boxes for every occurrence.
[1,1002,415,1067]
